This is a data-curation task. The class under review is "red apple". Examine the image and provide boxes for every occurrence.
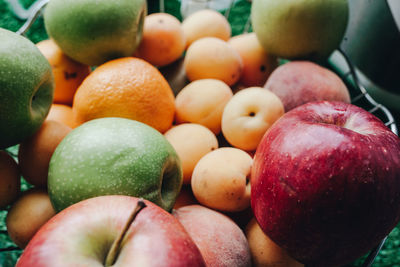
[251,101,400,267]
[17,196,205,267]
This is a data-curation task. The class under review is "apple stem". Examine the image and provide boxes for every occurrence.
[104,199,147,267]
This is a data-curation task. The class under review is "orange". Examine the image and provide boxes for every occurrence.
[135,13,186,67]
[72,57,175,133]
[184,37,243,86]
[0,151,20,209]
[36,39,91,105]
[46,104,79,129]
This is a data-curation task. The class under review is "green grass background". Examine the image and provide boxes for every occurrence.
[0,0,399,266]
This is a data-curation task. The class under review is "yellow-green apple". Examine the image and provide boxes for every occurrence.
[251,0,348,60]
[221,87,284,151]
[191,147,253,212]
[17,196,206,267]
[164,123,218,184]
[175,79,233,134]
[173,204,251,267]
[0,28,54,149]
[251,101,400,266]
[264,61,350,111]
[7,189,56,249]
[44,0,147,66]
[228,33,278,87]
[0,151,20,209]
[245,218,303,267]
[48,117,182,212]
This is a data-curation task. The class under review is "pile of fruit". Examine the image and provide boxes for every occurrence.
[1,0,400,266]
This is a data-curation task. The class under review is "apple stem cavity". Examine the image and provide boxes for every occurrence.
[104,199,147,267]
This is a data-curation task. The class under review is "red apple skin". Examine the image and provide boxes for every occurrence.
[264,61,350,112]
[251,101,400,267]
[173,205,252,267]
[17,196,206,267]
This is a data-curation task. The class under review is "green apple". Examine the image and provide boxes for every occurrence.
[251,0,348,60]
[44,0,147,66]
[0,28,54,149]
[48,117,182,212]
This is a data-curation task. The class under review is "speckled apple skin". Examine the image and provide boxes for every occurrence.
[48,117,182,212]
[251,101,400,267]
[17,196,206,267]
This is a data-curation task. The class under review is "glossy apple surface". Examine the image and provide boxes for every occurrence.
[48,117,182,212]
[0,28,54,149]
[251,101,400,266]
[17,196,205,267]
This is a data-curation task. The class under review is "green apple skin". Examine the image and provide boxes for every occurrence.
[251,0,348,61]
[44,0,147,66]
[48,117,183,212]
[0,28,54,149]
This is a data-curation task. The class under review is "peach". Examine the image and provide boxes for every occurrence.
[36,39,91,105]
[182,9,231,48]
[175,79,233,134]
[228,32,278,87]
[135,13,186,67]
[46,103,79,129]
[165,123,218,184]
[6,188,56,249]
[184,37,243,86]
[246,218,304,267]
[0,151,20,209]
[221,87,284,151]
[18,120,72,187]
[173,205,251,267]
[191,147,252,212]
[264,61,351,111]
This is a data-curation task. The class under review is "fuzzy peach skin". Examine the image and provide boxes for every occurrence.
[246,218,304,267]
[221,87,284,151]
[184,37,243,86]
[173,205,251,267]
[165,123,218,184]
[264,61,350,111]
[175,79,233,134]
[228,32,277,87]
[191,147,252,212]
[182,9,231,48]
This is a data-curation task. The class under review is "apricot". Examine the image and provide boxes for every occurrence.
[6,188,56,248]
[246,218,304,267]
[229,32,278,87]
[0,151,20,209]
[36,39,91,105]
[18,120,72,187]
[173,205,251,267]
[182,9,231,48]
[191,147,253,212]
[46,103,79,129]
[165,123,218,184]
[221,87,284,151]
[184,37,243,86]
[175,79,233,134]
[135,13,186,67]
